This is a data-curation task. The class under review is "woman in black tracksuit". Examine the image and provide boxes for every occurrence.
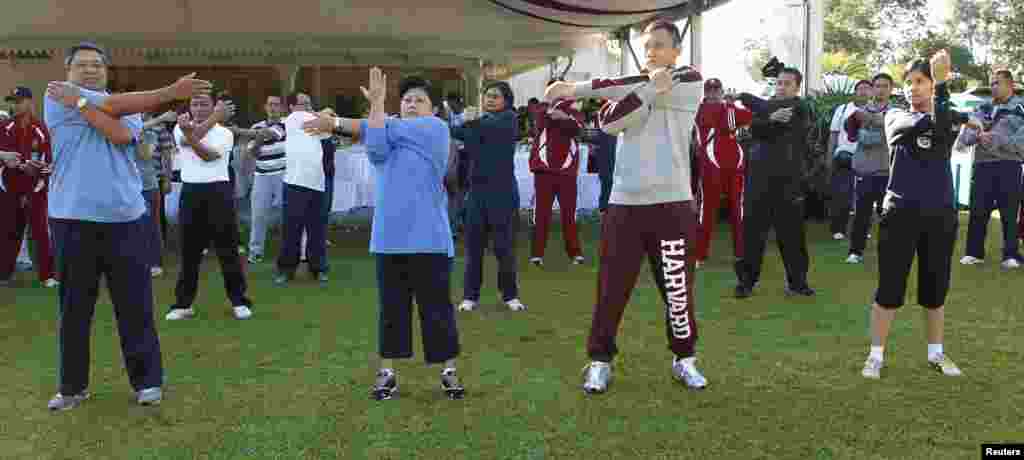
[860,51,967,379]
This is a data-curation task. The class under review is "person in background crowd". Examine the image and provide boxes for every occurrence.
[0,86,57,288]
[138,114,165,277]
[242,95,287,263]
[453,81,527,312]
[528,83,585,267]
[957,69,1024,269]
[142,109,178,252]
[828,80,873,240]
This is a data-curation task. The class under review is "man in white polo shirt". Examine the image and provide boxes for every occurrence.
[165,94,253,320]
[274,92,330,284]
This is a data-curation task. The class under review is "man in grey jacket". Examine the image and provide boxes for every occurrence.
[957,69,1024,269]
[843,73,895,263]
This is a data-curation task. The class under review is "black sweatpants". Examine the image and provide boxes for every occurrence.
[965,160,1022,261]
[849,175,888,256]
[50,218,164,395]
[463,197,519,302]
[172,181,251,309]
[738,175,810,288]
[377,254,460,364]
[278,183,328,275]
[875,207,958,308]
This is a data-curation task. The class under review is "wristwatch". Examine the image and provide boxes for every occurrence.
[76,97,88,112]
[333,116,342,131]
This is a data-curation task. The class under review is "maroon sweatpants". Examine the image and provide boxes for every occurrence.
[587,201,699,361]
[532,173,581,259]
[0,188,54,281]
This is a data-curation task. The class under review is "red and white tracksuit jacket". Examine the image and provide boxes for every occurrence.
[0,114,55,281]
[528,99,584,259]
[695,100,752,262]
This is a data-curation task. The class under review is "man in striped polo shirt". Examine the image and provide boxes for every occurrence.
[245,95,286,263]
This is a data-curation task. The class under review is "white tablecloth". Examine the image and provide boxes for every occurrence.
[331,143,602,213]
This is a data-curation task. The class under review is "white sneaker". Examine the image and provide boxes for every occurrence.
[457,300,477,312]
[572,256,585,265]
[862,356,883,379]
[506,298,527,311]
[232,306,253,320]
[833,233,845,240]
[695,260,705,269]
[960,255,984,265]
[43,278,59,288]
[1001,258,1020,269]
[845,254,863,264]
[529,257,543,266]
[671,358,708,389]
[150,267,164,278]
[165,308,195,320]
[928,353,962,377]
[582,361,612,394]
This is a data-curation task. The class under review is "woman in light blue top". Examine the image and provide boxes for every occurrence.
[304,69,463,401]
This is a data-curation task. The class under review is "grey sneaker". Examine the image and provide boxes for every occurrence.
[672,358,708,389]
[582,361,612,394]
[272,272,291,286]
[440,368,466,400]
[47,391,91,411]
[862,357,883,379]
[371,369,398,401]
[137,387,162,406]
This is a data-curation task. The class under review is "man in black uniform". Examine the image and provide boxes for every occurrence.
[734,60,816,298]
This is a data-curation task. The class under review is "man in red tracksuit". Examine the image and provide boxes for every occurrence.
[528,94,585,266]
[0,86,56,286]
[694,78,752,268]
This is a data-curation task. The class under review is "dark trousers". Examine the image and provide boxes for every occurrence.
[278,183,327,274]
[142,189,164,268]
[587,202,699,361]
[50,218,163,395]
[875,207,958,308]
[532,173,581,259]
[739,175,810,288]
[829,166,855,235]
[173,182,251,309]
[377,254,460,363]
[0,188,54,281]
[849,175,888,256]
[463,199,518,302]
[965,161,1023,261]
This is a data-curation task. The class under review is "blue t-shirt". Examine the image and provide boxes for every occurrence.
[44,86,145,222]
[362,117,454,256]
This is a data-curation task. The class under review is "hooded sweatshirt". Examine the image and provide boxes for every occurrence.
[956,95,1024,163]
[569,68,704,205]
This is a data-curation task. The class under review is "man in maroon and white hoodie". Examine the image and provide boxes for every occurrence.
[528,88,585,266]
[546,20,707,394]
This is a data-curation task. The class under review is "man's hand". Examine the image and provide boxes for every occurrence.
[210,100,235,124]
[303,113,337,135]
[360,67,387,107]
[170,73,213,101]
[650,67,673,94]
[544,81,575,102]
[45,82,82,108]
[979,131,994,146]
[930,49,952,84]
[463,106,480,122]
[26,159,51,176]
[769,107,794,123]
[158,110,178,123]
[177,113,196,136]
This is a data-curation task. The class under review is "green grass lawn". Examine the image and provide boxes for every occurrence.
[2,215,1021,460]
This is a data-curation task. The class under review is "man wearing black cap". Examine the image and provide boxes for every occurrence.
[0,86,57,287]
[42,41,211,411]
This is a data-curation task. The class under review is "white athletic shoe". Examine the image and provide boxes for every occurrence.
[928,353,962,377]
[672,358,708,389]
[845,254,863,264]
[506,298,527,311]
[232,306,253,320]
[572,256,585,265]
[150,267,164,278]
[1001,258,1020,270]
[861,356,883,379]
[457,300,477,312]
[165,308,195,321]
[695,260,705,269]
[833,233,846,240]
[960,256,984,265]
[582,361,612,394]
[529,257,543,267]
[43,278,60,288]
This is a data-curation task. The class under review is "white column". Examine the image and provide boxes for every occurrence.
[689,14,703,71]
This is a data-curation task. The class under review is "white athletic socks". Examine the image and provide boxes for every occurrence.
[927,344,943,361]
[868,346,884,362]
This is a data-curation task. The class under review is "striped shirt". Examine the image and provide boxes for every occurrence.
[251,119,286,175]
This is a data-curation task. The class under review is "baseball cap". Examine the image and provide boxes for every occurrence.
[4,86,32,102]
[704,78,723,90]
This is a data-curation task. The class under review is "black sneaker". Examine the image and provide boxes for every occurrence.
[734,284,754,299]
[785,285,816,297]
[371,370,398,401]
[440,368,465,400]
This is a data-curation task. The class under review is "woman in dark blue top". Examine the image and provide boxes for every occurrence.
[862,50,967,380]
